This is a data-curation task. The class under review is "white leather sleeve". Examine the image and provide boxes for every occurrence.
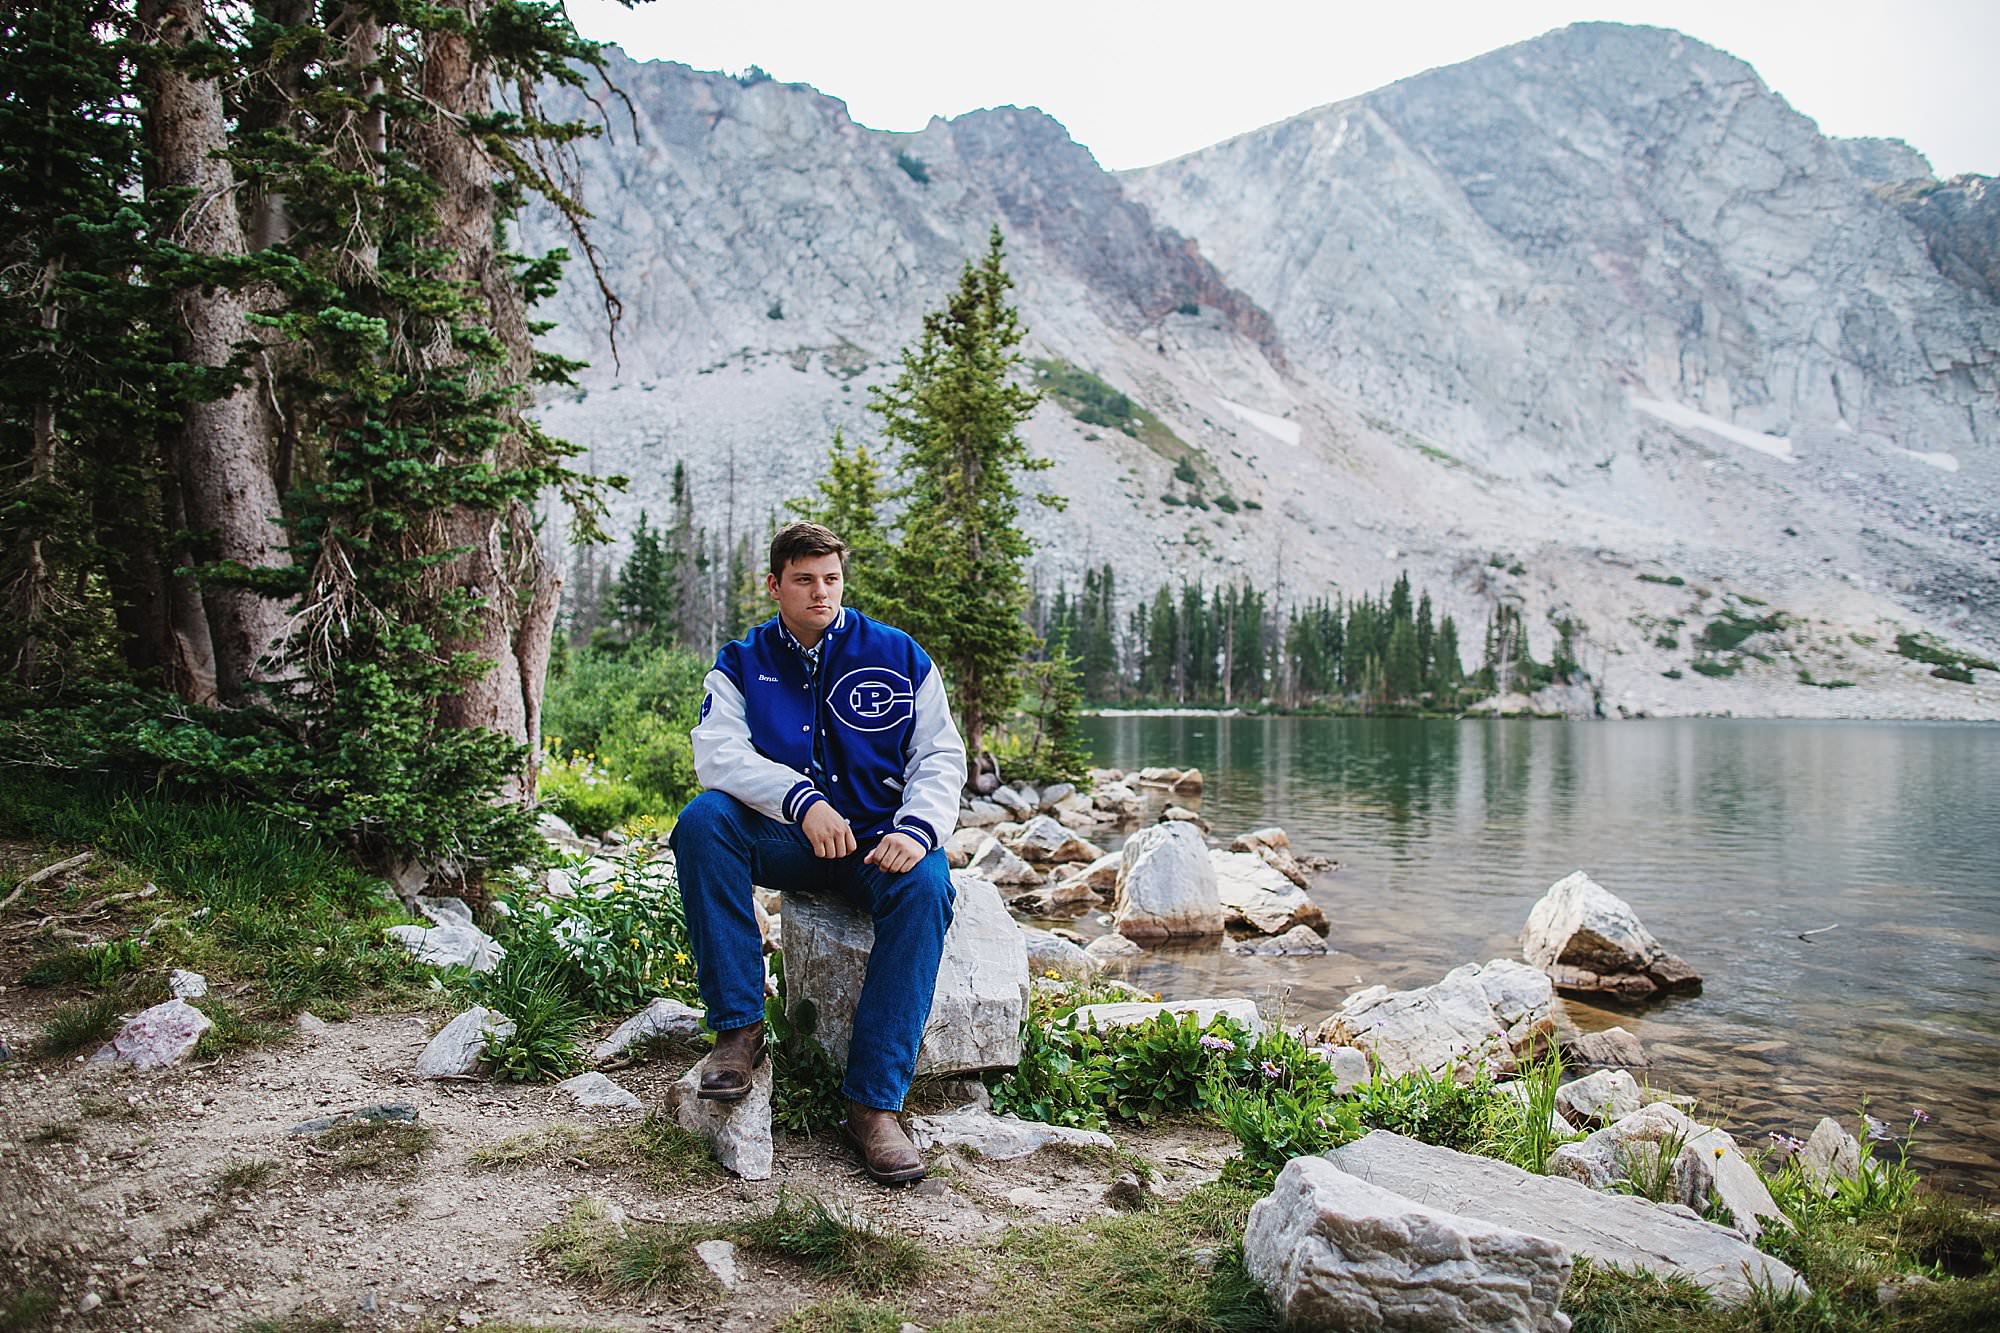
[892,666,966,852]
[691,669,820,823]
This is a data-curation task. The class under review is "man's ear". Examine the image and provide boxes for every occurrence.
[765,571,779,599]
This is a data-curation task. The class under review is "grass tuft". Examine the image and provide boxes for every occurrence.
[37,993,123,1056]
[214,1157,279,1193]
[530,1197,725,1295]
[738,1193,926,1296]
[960,1180,1274,1333]
[316,1120,436,1173]
[776,1294,910,1333]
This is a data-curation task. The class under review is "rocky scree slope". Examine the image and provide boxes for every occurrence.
[524,25,1999,718]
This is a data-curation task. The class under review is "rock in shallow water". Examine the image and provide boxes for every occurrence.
[1209,850,1325,934]
[1244,1154,1572,1331]
[1113,822,1224,941]
[1521,871,1700,999]
[1316,959,1552,1079]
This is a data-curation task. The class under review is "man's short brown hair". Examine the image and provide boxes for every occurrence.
[769,521,848,578]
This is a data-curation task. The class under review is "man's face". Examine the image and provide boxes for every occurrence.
[768,552,844,638]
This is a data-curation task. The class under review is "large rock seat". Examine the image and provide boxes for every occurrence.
[784,870,1027,1076]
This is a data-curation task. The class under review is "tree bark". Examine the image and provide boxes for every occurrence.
[136,0,291,703]
[415,0,555,800]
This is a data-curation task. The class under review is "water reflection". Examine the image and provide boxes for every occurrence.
[1079,716,2000,1199]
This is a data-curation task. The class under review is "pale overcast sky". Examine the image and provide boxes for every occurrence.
[564,0,1994,178]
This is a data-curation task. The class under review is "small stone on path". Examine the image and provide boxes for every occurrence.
[167,968,208,999]
[416,1007,512,1078]
[555,1071,643,1113]
[590,997,706,1065]
[694,1239,740,1291]
[89,999,210,1071]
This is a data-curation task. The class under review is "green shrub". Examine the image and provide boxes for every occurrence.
[1636,573,1686,587]
[490,843,698,1016]
[1173,459,1198,486]
[1690,658,1737,678]
[1213,493,1239,513]
[1697,610,1784,653]
[1894,633,1996,673]
[536,744,653,836]
[0,682,540,872]
[541,641,706,820]
[894,151,928,184]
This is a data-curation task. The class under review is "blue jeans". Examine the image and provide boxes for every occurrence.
[668,789,956,1111]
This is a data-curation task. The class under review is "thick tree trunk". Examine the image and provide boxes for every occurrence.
[137,0,291,703]
[416,0,554,800]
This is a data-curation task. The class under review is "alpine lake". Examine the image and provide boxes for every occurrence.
[1069,714,2000,1200]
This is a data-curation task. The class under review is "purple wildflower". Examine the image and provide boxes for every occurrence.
[1912,1107,1931,1125]
[1198,1034,1236,1053]
[1259,1060,1283,1080]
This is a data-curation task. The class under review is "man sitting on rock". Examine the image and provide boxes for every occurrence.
[669,520,966,1184]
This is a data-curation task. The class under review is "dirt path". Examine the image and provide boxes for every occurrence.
[1,1012,1234,1330]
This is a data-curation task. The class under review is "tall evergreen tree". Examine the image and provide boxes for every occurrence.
[787,427,889,613]
[605,512,674,647]
[870,228,1051,750]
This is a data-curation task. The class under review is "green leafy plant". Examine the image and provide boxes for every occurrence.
[471,953,586,1083]
[767,951,847,1132]
[491,844,698,1015]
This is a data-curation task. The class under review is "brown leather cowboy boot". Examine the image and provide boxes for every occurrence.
[841,1097,926,1185]
[697,1020,765,1101]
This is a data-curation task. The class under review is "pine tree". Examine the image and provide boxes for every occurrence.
[0,0,618,868]
[1416,592,1435,686]
[1385,618,1420,701]
[606,512,675,647]
[871,228,1051,751]
[1017,629,1090,784]
[1435,614,1463,694]
[788,427,890,614]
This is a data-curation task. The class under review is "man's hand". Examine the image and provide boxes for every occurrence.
[801,801,856,859]
[863,831,925,874]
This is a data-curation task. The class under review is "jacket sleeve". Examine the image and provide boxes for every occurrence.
[691,669,827,824]
[891,664,966,853]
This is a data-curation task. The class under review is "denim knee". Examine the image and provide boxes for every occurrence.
[670,789,743,850]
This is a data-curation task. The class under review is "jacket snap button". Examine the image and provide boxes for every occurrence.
[801,724,810,732]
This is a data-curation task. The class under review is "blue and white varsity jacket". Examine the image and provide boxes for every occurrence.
[691,608,966,853]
